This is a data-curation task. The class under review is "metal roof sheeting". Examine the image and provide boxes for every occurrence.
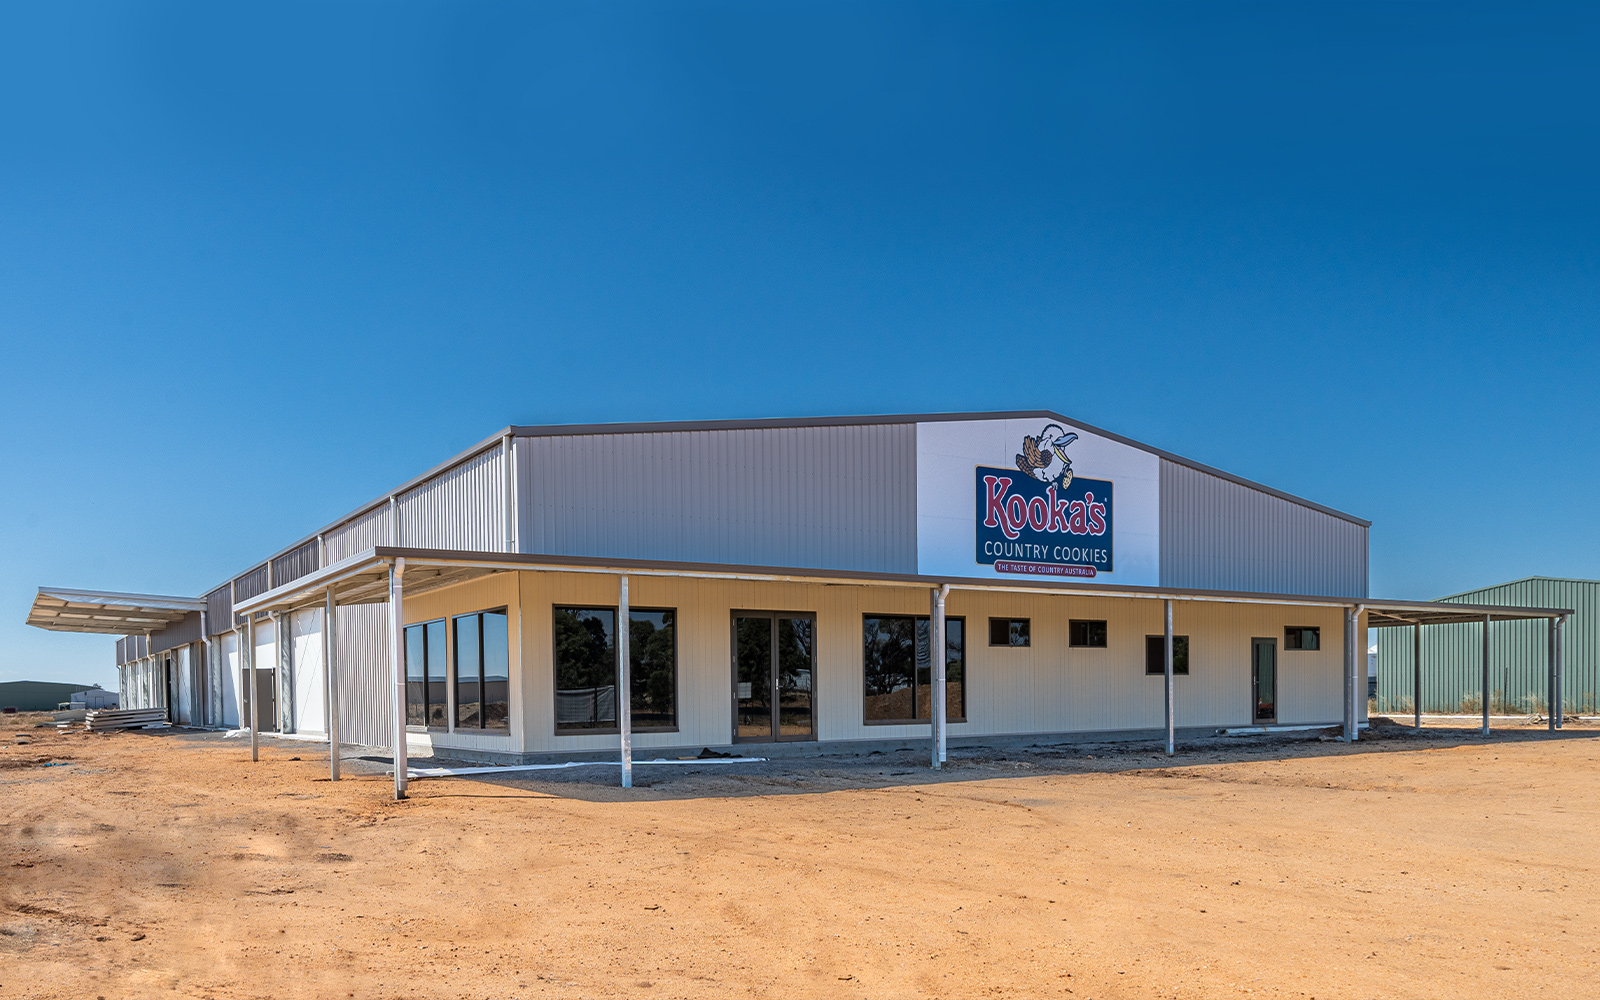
[27,588,205,636]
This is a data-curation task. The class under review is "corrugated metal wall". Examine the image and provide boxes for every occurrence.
[234,564,270,610]
[326,504,392,562]
[334,602,392,748]
[1376,578,1595,714]
[148,612,201,654]
[205,586,233,636]
[271,539,321,587]
[398,446,505,552]
[1159,459,1368,598]
[516,424,918,573]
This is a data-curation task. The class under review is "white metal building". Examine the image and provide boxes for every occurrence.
[27,412,1572,797]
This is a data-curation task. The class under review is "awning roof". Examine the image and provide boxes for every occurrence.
[230,547,1575,625]
[26,587,206,635]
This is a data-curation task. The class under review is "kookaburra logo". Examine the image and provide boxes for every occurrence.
[1016,423,1079,489]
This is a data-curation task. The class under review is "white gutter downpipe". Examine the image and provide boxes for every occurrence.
[931,583,949,769]
[389,558,407,800]
[1164,599,1175,755]
[618,574,632,789]
[1344,605,1364,742]
[325,586,340,781]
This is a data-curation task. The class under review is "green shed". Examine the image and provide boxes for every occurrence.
[1376,577,1595,716]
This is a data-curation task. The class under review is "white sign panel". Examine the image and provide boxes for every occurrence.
[916,418,1160,585]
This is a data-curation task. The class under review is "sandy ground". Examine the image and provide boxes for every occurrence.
[3,715,1598,999]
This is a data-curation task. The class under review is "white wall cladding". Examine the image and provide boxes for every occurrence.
[291,608,326,735]
[334,602,392,749]
[516,424,918,573]
[397,446,505,552]
[1159,459,1368,598]
[326,504,393,562]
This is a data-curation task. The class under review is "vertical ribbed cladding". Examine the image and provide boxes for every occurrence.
[515,422,918,573]
[205,585,233,635]
[270,539,321,588]
[325,503,393,562]
[333,602,390,748]
[232,564,270,625]
[396,445,504,552]
[1375,578,1597,715]
[1158,459,1368,598]
[148,612,201,654]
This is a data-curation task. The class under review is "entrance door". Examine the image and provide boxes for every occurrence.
[1252,638,1277,723]
[733,613,815,742]
[163,656,178,723]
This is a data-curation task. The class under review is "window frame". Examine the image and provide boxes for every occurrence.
[552,604,680,736]
[862,613,967,725]
[403,616,451,732]
[988,617,1031,647]
[1284,626,1321,651]
[1068,619,1108,648]
[1144,634,1191,676]
[453,606,512,733]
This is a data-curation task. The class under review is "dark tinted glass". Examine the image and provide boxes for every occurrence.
[1070,619,1107,647]
[864,616,916,721]
[989,618,1029,646]
[554,608,616,730]
[777,617,814,736]
[735,616,773,738]
[425,620,449,727]
[1285,627,1319,651]
[1145,635,1190,675]
[482,611,509,729]
[404,624,426,727]
[943,619,965,720]
[455,614,481,728]
[630,610,676,729]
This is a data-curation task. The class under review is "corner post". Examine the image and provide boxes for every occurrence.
[931,585,948,769]
[326,586,340,781]
[1548,617,1556,732]
[1480,613,1491,738]
[1343,606,1359,742]
[389,558,408,800]
[1163,599,1175,755]
[1556,616,1566,730]
[1413,621,1422,732]
[246,614,259,762]
[619,575,632,789]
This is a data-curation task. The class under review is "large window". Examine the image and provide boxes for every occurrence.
[1144,634,1190,675]
[554,606,677,733]
[455,609,510,730]
[404,618,449,728]
[863,615,965,723]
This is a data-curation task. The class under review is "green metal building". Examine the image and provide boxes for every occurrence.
[1376,577,1596,716]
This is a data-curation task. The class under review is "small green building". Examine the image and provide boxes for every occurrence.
[1376,577,1595,716]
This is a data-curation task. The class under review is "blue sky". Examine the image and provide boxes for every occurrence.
[3,2,1597,686]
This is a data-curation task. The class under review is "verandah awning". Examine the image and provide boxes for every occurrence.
[25,587,207,635]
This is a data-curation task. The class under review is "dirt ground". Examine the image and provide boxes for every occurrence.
[3,715,1597,999]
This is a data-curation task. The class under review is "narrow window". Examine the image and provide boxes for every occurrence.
[1285,626,1320,650]
[404,618,449,728]
[988,618,1030,647]
[863,615,965,723]
[1144,635,1190,675]
[554,607,678,733]
[1069,620,1108,648]
[454,609,510,730]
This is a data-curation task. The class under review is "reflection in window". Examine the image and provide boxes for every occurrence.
[455,609,510,729]
[1144,635,1190,675]
[863,615,965,723]
[555,607,677,732]
[404,619,449,727]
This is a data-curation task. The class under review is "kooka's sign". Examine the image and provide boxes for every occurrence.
[974,423,1113,577]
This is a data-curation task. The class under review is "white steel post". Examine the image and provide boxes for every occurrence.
[247,614,259,762]
[1164,599,1175,755]
[1547,617,1556,732]
[1413,621,1422,732]
[1481,613,1491,738]
[619,575,632,789]
[1556,616,1566,730]
[389,559,407,800]
[326,586,340,781]
[931,585,948,769]
[1343,606,1357,742]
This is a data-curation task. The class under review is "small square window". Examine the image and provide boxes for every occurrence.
[1285,627,1320,650]
[989,618,1030,647]
[1069,620,1107,648]
[1145,635,1190,675]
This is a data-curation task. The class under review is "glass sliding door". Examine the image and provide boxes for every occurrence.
[733,612,816,742]
[1252,637,1277,723]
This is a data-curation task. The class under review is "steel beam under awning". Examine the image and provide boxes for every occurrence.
[25,587,206,635]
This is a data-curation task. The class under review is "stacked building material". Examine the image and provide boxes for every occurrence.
[83,708,169,732]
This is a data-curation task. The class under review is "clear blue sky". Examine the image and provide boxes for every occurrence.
[3,2,1597,687]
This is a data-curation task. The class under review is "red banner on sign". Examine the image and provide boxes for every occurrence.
[993,561,1097,578]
